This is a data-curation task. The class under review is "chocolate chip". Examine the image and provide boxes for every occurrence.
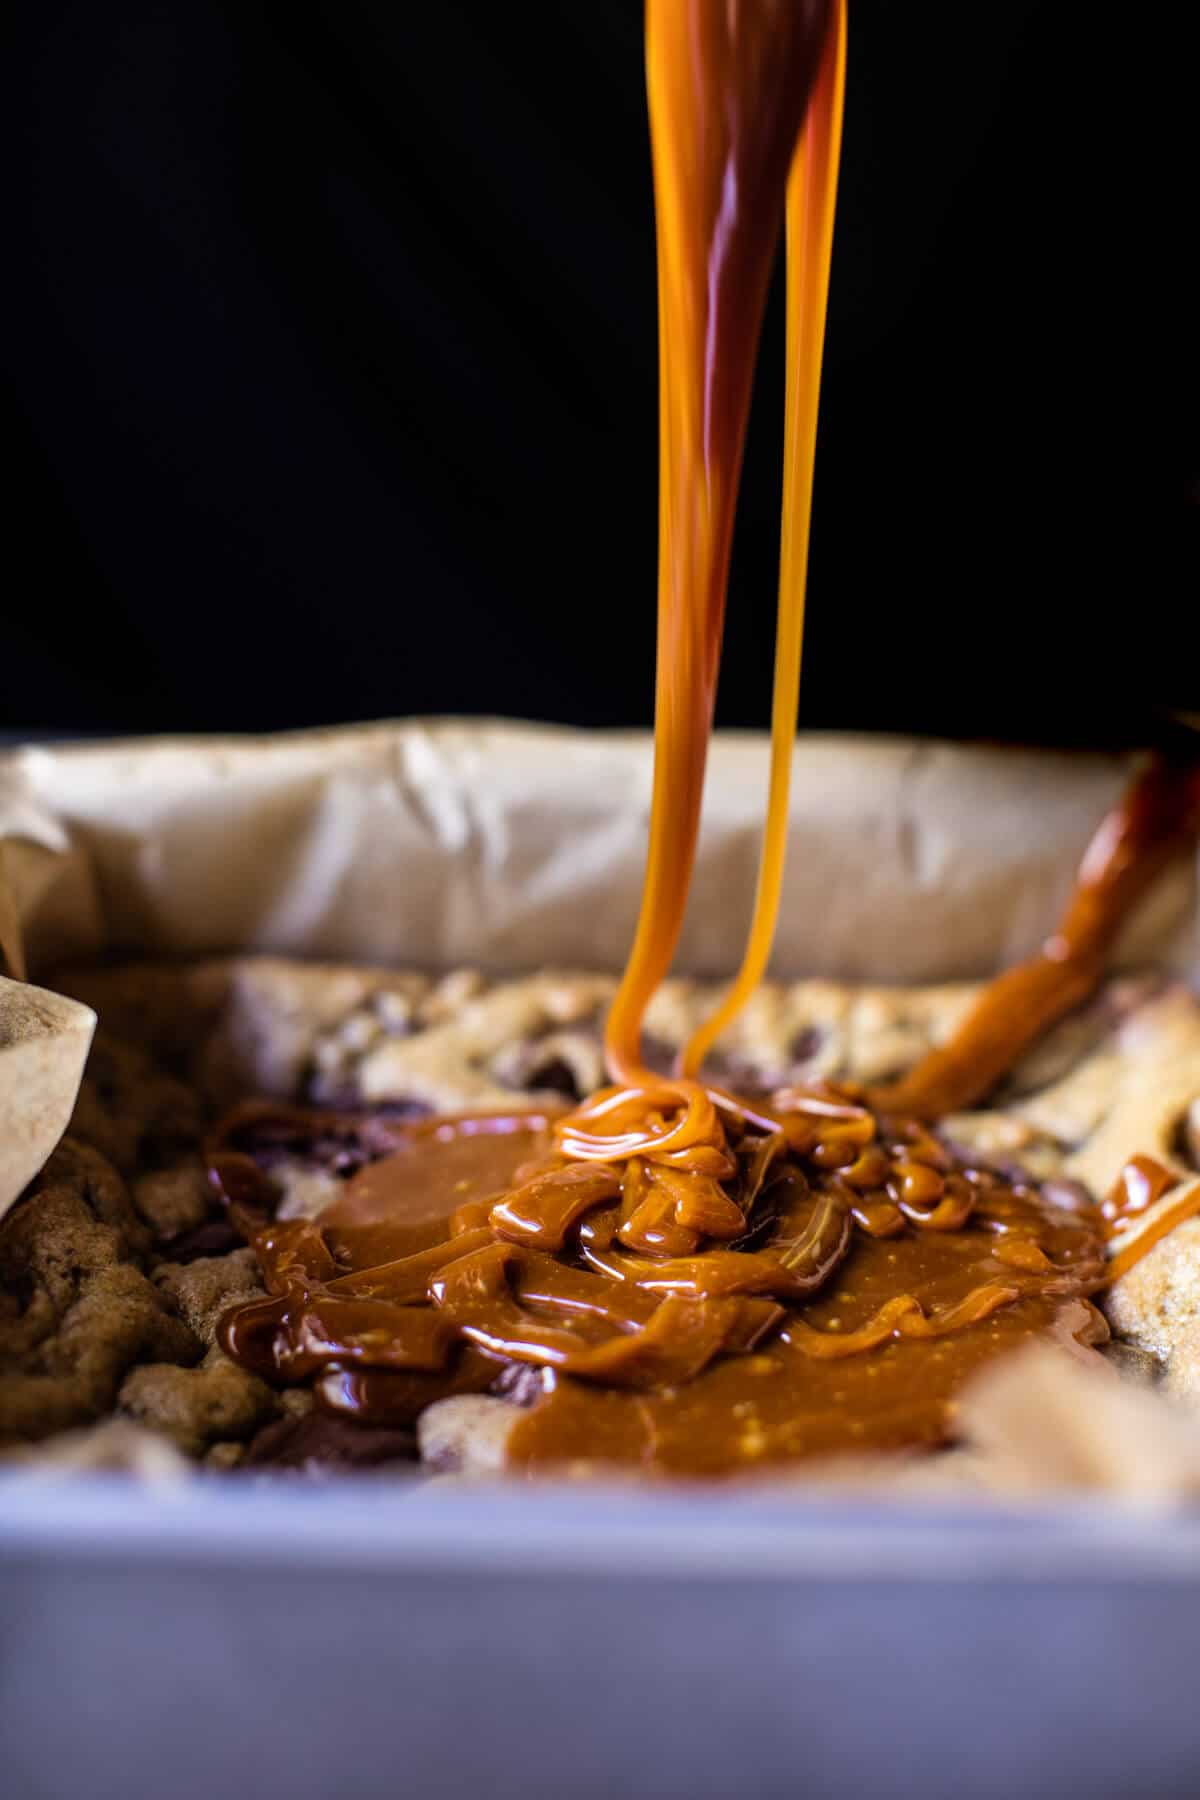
[523,1056,581,1099]
[160,1219,246,1264]
[639,1032,787,1095]
[698,1051,778,1099]
[331,1148,369,1177]
[936,1135,1008,1177]
[207,1151,280,1224]
[308,1078,431,1121]
[1039,1178,1097,1214]
[243,1412,418,1473]
[789,1025,825,1065]
[1173,1107,1200,1175]
[207,1152,282,1224]
[227,1103,428,1179]
[640,1034,678,1077]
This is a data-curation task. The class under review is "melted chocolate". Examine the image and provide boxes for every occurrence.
[245,1412,418,1474]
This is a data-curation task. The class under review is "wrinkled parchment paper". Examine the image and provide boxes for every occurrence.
[1,722,1195,980]
[1,720,1198,1492]
[0,977,95,1218]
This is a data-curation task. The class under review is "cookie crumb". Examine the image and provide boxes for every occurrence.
[120,1345,279,1457]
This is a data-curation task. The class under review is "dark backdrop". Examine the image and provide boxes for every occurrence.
[3,2,1196,743]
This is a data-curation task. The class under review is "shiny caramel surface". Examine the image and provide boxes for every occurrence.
[322,1113,554,1266]
[215,1088,1109,1475]
[508,1297,1107,1477]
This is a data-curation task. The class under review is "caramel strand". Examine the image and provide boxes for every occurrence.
[1098,1154,1200,1285]
[604,0,837,1086]
[1105,1185,1200,1283]
[681,1,846,1082]
[869,758,1200,1120]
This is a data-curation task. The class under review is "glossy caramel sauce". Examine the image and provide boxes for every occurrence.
[216,1090,1109,1474]
[216,6,1200,1475]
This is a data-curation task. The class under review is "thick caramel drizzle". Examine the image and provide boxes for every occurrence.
[1101,1154,1200,1283]
[604,0,839,1086]
[871,759,1200,1119]
[681,0,846,1083]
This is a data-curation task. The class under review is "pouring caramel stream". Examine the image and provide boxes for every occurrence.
[606,0,840,1086]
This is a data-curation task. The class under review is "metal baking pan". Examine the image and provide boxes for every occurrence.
[2,1476,1200,1800]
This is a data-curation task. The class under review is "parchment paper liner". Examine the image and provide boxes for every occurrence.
[2,724,1194,980]
[0,976,95,1219]
[1,721,1198,1492]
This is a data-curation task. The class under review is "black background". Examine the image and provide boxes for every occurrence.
[3,2,1197,743]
